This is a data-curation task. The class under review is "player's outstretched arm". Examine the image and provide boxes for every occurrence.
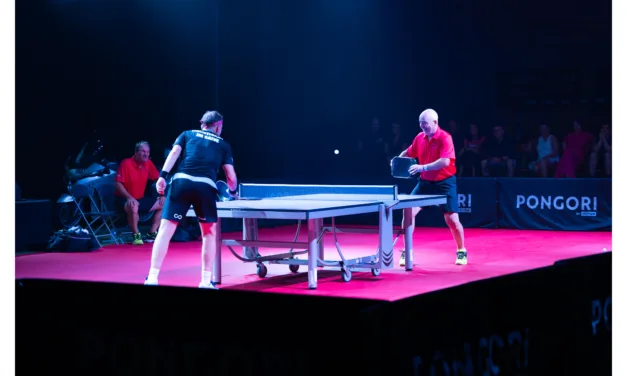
[155,145,182,195]
[222,164,238,194]
[161,145,182,174]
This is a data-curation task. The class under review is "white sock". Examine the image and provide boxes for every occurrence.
[201,271,212,285]
[147,268,160,283]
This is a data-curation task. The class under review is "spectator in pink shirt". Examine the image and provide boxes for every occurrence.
[555,120,594,178]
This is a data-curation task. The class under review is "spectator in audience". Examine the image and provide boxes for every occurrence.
[357,116,386,175]
[357,116,384,152]
[518,135,537,174]
[481,125,515,177]
[458,123,486,176]
[554,120,594,178]
[528,124,560,177]
[384,122,410,163]
[447,120,465,160]
[589,124,612,177]
[115,141,165,245]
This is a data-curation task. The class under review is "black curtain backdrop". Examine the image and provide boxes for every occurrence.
[16,0,611,200]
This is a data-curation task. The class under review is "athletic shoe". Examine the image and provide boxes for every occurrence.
[199,281,219,289]
[455,249,468,265]
[144,232,158,242]
[133,233,144,245]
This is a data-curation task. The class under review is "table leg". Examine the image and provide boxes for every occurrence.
[316,218,324,262]
[212,218,222,284]
[243,218,259,259]
[307,218,319,289]
[403,207,414,271]
[379,204,393,269]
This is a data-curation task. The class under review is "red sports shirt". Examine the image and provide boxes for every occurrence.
[114,157,159,199]
[406,127,457,181]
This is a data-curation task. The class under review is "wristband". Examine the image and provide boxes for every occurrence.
[423,165,428,172]
[159,170,169,179]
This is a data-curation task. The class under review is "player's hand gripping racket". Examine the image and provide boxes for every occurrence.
[391,157,417,178]
[216,181,262,201]
[216,180,235,201]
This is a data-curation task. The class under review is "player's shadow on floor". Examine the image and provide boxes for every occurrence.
[225,268,381,292]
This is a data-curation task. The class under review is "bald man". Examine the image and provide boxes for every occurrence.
[394,109,468,266]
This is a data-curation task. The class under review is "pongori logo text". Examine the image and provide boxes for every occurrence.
[516,195,597,216]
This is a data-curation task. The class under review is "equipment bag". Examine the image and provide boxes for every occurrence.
[47,226,100,252]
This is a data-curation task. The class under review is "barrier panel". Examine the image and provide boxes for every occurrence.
[346,176,611,231]
[552,253,612,375]
[16,280,380,375]
[362,252,612,375]
[498,178,612,231]
[407,177,499,228]
[16,253,611,375]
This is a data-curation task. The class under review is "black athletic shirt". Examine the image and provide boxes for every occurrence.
[171,130,234,183]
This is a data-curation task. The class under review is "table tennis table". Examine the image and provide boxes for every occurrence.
[186,183,447,289]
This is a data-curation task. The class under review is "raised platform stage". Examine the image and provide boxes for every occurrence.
[16,226,611,375]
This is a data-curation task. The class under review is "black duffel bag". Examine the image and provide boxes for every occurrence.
[47,226,100,252]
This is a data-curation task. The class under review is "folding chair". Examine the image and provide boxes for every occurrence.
[92,182,126,243]
[68,183,123,248]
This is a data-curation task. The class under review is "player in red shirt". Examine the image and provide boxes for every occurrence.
[394,109,467,266]
[115,141,164,245]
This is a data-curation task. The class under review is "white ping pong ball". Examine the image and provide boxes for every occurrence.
[334,149,339,155]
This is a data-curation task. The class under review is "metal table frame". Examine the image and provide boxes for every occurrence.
[186,186,446,289]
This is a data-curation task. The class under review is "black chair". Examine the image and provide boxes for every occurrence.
[68,183,123,248]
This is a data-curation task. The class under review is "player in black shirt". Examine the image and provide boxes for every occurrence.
[144,110,238,289]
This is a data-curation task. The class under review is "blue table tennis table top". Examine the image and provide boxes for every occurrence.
[187,192,448,220]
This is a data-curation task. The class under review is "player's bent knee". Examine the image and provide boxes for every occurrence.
[443,212,460,224]
[199,221,217,236]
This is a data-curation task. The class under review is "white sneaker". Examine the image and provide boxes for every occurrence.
[199,281,219,289]
[144,277,158,286]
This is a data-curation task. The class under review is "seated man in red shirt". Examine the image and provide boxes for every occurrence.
[115,141,165,245]
[393,108,468,266]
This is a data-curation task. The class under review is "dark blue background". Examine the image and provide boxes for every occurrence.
[17,0,611,200]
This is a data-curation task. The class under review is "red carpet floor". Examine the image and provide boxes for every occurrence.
[15,226,611,301]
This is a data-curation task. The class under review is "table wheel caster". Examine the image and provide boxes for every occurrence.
[257,264,268,278]
[371,268,381,276]
[289,264,300,273]
[341,268,352,282]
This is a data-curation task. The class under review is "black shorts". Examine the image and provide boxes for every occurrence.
[115,196,157,214]
[163,178,217,223]
[411,175,458,213]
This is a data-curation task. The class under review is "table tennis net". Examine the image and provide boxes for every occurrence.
[239,184,398,201]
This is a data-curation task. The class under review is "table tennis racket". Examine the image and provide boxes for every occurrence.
[391,157,417,178]
[216,180,233,201]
